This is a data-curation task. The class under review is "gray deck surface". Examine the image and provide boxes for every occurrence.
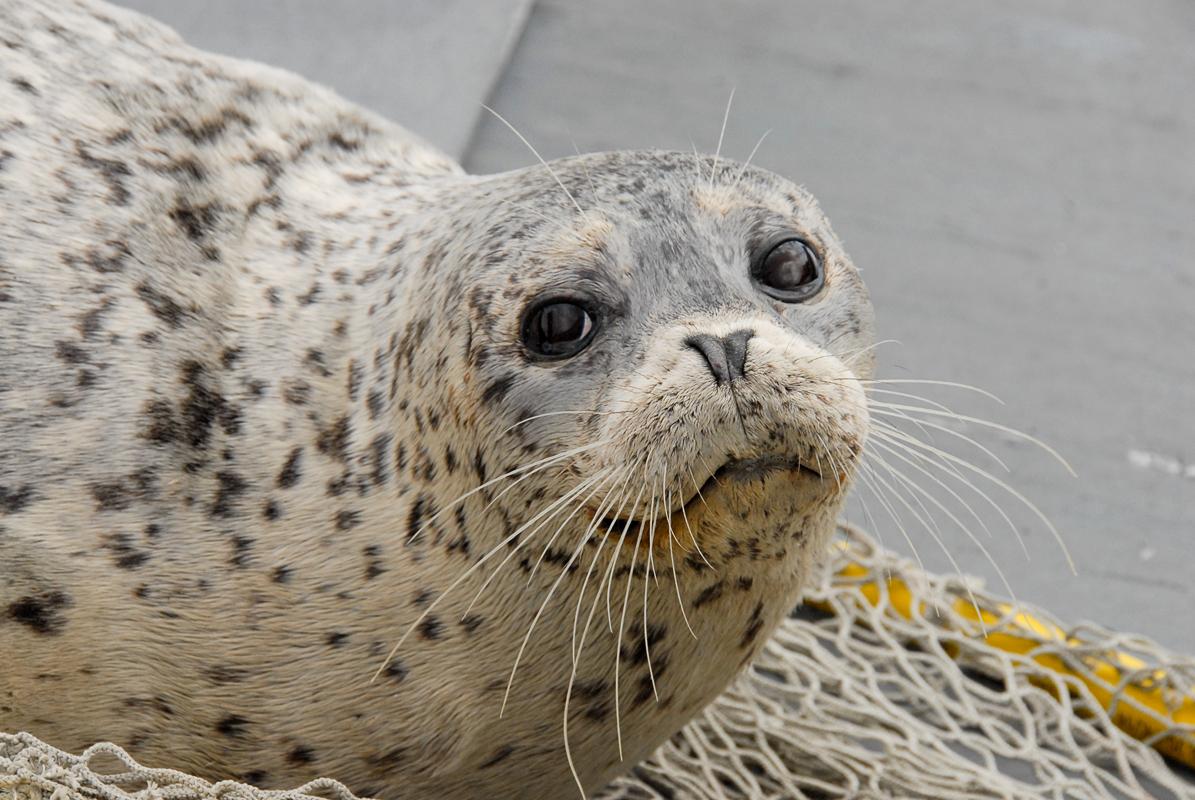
[116,0,532,159]
[115,0,1192,655]
[466,0,1195,654]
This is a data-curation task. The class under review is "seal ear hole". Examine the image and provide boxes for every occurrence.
[751,238,824,303]
[521,299,598,359]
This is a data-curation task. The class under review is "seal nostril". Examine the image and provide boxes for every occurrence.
[722,329,754,382]
[685,329,754,386]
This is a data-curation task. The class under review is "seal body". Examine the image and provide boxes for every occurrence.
[0,2,875,797]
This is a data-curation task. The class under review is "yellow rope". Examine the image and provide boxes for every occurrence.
[819,548,1195,769]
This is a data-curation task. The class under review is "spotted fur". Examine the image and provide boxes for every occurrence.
[0,1,875,797]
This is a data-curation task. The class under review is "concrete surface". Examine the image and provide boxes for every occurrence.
[464,0,1195,652]
[115,0,532,159]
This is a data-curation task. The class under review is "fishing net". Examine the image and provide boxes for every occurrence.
[4,523,1193,800]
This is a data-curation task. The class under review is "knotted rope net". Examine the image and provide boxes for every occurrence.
[5,523,1193,800]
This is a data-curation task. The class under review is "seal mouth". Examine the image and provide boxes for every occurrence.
[595,455,823,539]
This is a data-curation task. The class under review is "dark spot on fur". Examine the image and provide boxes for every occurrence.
[204,665,248,684]
[480,745,514,769]
[100,530,153,569]
[336,509,362,530]
[215,714,248,737]
[75,142,130,205]
[91,469,156,512]
[481,374,515,405]
[178,361,240,448]
[211,471,248,517]
[316,416,350,461]
[6,591,71,635]
[11,77,37,95]
[461,614,484,634]
[136,282,192,327]
[277,447,303,488]
[368,433,391,486]
[169,198,220,242]
[288,745,316,765]
[326,632,349,647]
[141,399,177,444]
[736,576,754,591]
[328,132,359,151]
[418,616,444,640]
[229,534,254,567]
[0,485,35,514]
[283,380,311,405]
[304,349,331,378]
[406,495,426,541]
[367,389,385,419]
[692,580,725,608]
[263,500,281,520]
[55,340,89,364]
[272,565,292,583]
[298,282,321,305]
[384,658,408,682]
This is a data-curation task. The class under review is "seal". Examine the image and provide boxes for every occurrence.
[0,1,875,797]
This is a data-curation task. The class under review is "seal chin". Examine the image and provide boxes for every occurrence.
[596,451,833,542]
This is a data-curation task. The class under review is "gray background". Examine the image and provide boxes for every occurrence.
[117,1,1193,653]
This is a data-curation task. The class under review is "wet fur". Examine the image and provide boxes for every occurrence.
[0,1,875,796]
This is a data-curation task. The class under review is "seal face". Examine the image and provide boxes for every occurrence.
[0,1,874,797]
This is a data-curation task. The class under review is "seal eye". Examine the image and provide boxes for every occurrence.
[752,239,824,302]
[522,300,596,359]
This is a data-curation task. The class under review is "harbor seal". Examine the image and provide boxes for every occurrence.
[0,1,874,797]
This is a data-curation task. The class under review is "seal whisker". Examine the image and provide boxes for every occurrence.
[689,140,705,184]
[499,470,622,716]
[853,463,927,573]
[870,403,1075,477]
[665,498,698,639]
[870,420,1023,548]
[681,466,716,570]
[641,473,665,702]
[478,440,611,516]
[865,387,956,414]
[864,436,952,549]
[733,128,772,188]
[708,86,736,188]
[481,104,587,218]
[571,469,636,663]
[463,468,611,617]
[813,431,845,493]
[614,493,648,761]
[859,378,1005,405]
[869,403,1011,472]
[563,520,625,797]
[860,460,990,629]
[868,432,1008,550]
[570,139,599,202]
[605,480,650,633]
[372,451,612,683]
[525,468,619,585]
[499,408,627,437]
[866,453,1017,625]
[406,439,609,544]
[871,423,1071,571]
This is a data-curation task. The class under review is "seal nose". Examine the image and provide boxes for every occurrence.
[685,329,754,386]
